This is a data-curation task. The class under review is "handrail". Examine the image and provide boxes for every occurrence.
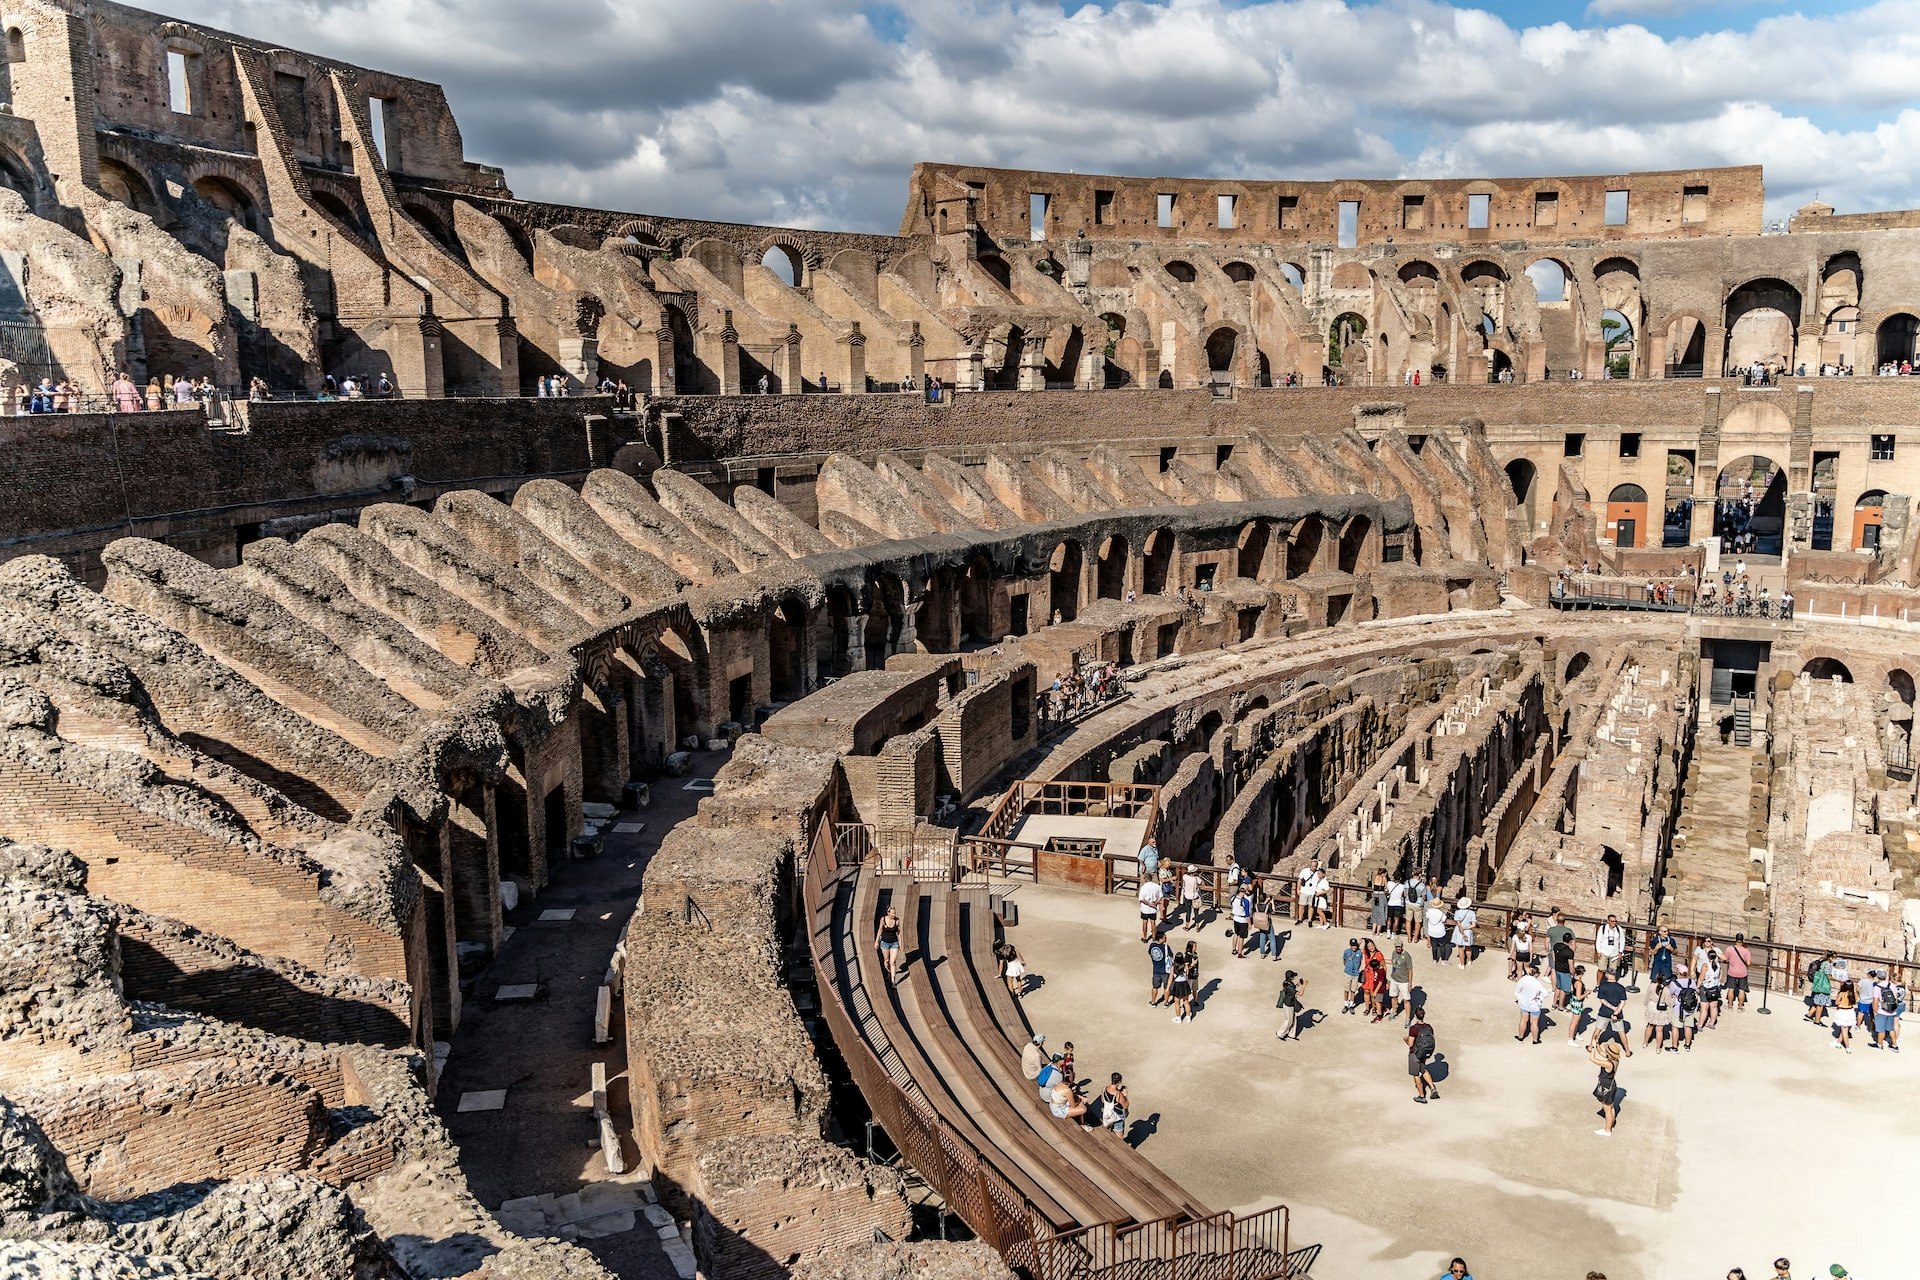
[803,820,1294,1278]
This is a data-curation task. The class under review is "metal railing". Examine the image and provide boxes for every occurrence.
[804,819,1297,1277]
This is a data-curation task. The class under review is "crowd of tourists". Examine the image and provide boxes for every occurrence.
[14,370,227,414]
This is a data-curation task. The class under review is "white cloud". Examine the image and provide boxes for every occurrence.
[155,0,1917,233]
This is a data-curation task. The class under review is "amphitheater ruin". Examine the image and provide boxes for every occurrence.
[3,3,1920,1279]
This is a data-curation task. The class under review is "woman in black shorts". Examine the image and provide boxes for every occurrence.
[1168,952,1193,1024]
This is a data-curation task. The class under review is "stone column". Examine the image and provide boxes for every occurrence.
[782,323,803,393]
[906,321,925,388]
[655,325,676,394]
[843,320,867,394]
[717,310,741,396]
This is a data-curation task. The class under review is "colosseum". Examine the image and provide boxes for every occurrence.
[1,4,1918,1279]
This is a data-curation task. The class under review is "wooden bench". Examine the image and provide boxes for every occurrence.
[950,886,1204,1222]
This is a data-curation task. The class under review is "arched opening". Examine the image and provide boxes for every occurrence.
[1096,534,1128,600]
[1564,652,1593,685]
[1337,513,1371,574]
[1657,317,1701,379]
[1462,260,1508,334]
[1048,540,1083,623]
[1525,258,1568,304]
[1164,260,1197,284]
[1044,325,1085,387]
[98,158,158,217]
[977,255,1012,291]
[1277,262,1305,291]
[1890,669,1915,707]
[823,583,858,677]
[1600,308,1635,379]
[1600,847,1624,898]
[1713,456,1786,555]
[865,574,905,670]
[1286,518,1322,579]
[496,216,535,269]
[1328,312,1367,380]
[761,244,804,288]
[960,556,994,643]
[1724,278,1802,375]
[1853,489,1888,552]
[405,202,455,248]
[1877,313,1919,370]
[1223,261,1255,287]
[1487,348,1513,382]
[769,596,808,702]
[1205,327,1238,379]
[314,188,372,241]
[1237,520,1271,580]
[1505,458,1539,530]
[1142,528,1173,595]
[1100,313,1137,388]
[1804,657,1853,684]
[191,175,261,233]
[993,325,1025,390]
[1606,483,1649,550]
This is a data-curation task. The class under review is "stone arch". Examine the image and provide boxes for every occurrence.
[1525,258,1569,304]
[182,161,267,234]
[1222,261,1255,285]
[1658,312,1708,378]
[1096,533,1129,600]
[1724,277,1802,372]
[1397,260,1440,288]
[403,199,456,248]
[493,213,535,268]
[1563,651,1593,685]
[1204,326,1240,376]
[1875,313,1919,368]
[1505,457,1539,529]
[97,156,159,218]
[1713,453,1787,555]
[1888,668,1915,707]
[1048,538,1084,623]
[1337,512,1372,574]
[1142,527,1174,595]
[1236,519,1272,580]
[756,235,815,289]
[1276,262,1305,291]
[1853,488,1888,551]
[1804,656,1853,683]
[1286,516,1323,579]
[1164,259,1197,284]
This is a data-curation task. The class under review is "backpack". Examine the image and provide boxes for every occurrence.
[1412,1024,1435,1059]
[1678,985,1700,1015]
[1880,985,1899,1014]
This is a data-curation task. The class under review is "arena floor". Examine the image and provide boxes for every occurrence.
[1002,879,1917,1280]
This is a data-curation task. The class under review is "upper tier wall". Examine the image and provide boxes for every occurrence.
[903,162,1764,246]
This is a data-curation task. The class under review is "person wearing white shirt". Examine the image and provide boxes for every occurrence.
[1424,899,1451,963]
[1451,898,1478,967]
[1594,914,1629,986]
[1295,862,1315,924]
[1386,876,1408,937]
[1137,877,1163,941]
[1513,963,1549,1044]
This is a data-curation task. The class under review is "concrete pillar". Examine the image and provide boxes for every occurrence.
[655,325,676,394]
[906,321,925,388]
[717,310,740,396]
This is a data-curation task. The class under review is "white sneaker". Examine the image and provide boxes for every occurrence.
[1174,1015,1183,1023]
[1594,1129,1612,1137]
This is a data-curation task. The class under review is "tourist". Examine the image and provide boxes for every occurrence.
[1831,979,1858,1052]
[1872,973,1905,1051]
[1670,971,1699,1049]
[1805,952,1833,1025]
[1147,929,1171,1005]
[1252,882,1280,960]
[1308,863,1332,929]
[1294,861,1314,924]
[1407,1003,1438,1102]
[110,370,139,413]
[1048,1074,1087,1123]
[1425,893,1451,963]
[1770,1260,1791,1280]
[1643,976,1674,1052]
[1697,949,1724,1030]
[1229,880,1252,957]
[1137,872,1163,941]
[1514,960,1549,1044]
[1020,1033,1048,1083]
[374,373,394,398]
[1724,933,1752,1010]
[1274,969,1306,1041]
[876,903,903,982]
[1595,914,1631,987]
[1591,1036,1623,1136]
[818,371,828,391]
[1507,912,1534,980]
[1439,1258,1473,1280]
[1388,941,1413,1018]
[1179,865,1202,931]
[172,372,195,405]
[1000,940,1027,998]
[1649,925,1678,987]
[248,376,269,403]
[1565,965,1590,1043]
[1369,867,1389,934]
[1138,837,1159,881]
[1168,947,1194,1023]
[1341,938,1364,1014]
[1056,1040,1077,1089]
[1386,873,1409,937]
[144,377,164,411]
[1592,965,1632,1055]
[1451,896,1477,968]
[1157,865,1175,927]
[1550,923,1576,1011]
[757,374,769,394]
[1361,940,1388,1021]
[1100,1073,1130,1137]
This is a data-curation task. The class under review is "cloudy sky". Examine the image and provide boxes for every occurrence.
[167,0,1919,233]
